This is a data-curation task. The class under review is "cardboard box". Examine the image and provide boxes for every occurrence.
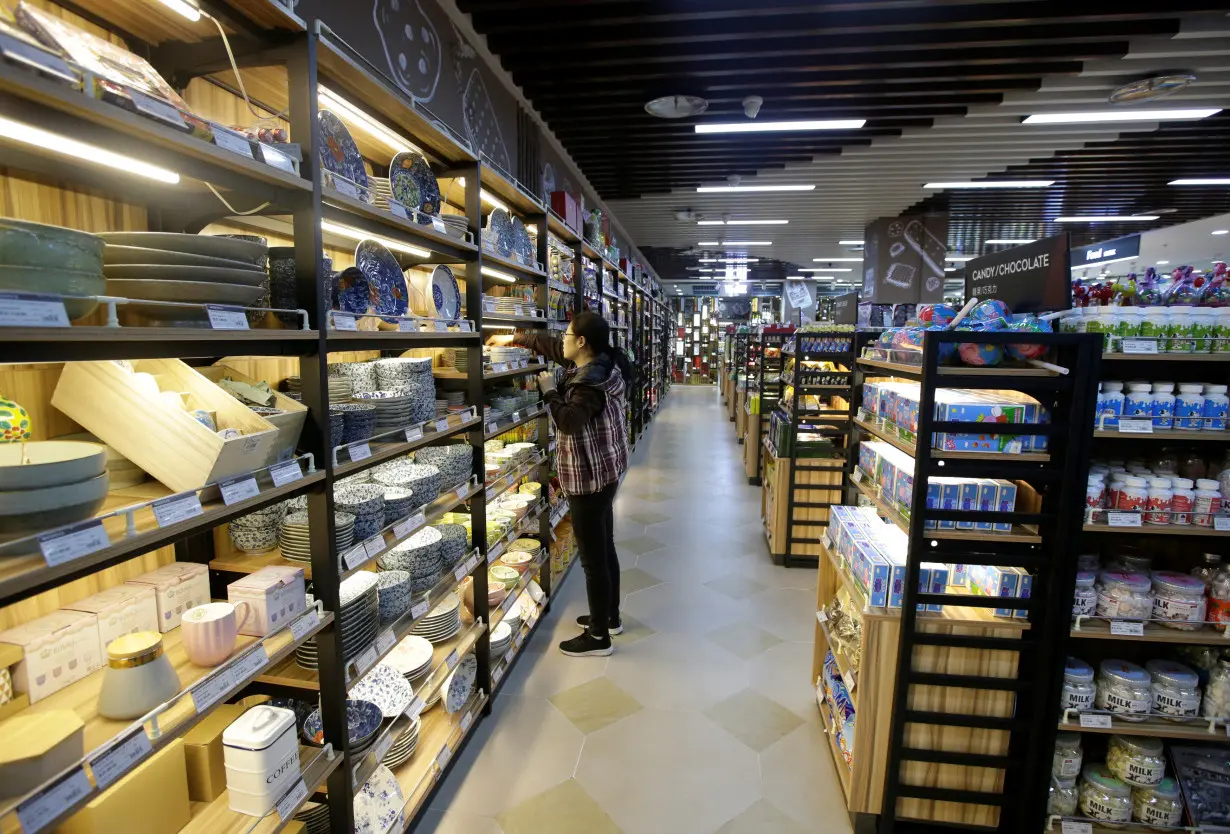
[183,703,245,802]
[968,565,1019,617]
[63,585,159,658]
[1014,569,1033,619]
[0,610,102,703]
[995,480,1019,533]
[550,191,581,235]
[126,563,210,632]
[956,481,980,531]
[976,480,999,531]
[60,739,189,834]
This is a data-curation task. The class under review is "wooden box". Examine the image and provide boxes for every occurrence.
[200,363,306,463]
[52,360,280,493]
[763,451,843,558]
[60,738,190,834]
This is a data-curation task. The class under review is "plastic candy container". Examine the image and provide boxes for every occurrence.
[924,325,958,362]
[1061,657,1097,711]
[1145,659,1201,719]
[1006,316,1052,360]
[891,327,925,353]
[1150,572,1206,630]
[1095,660,1153,722]
[1132,778,1182,828]
[1080,764,1132,826]
[1107,735,1166,788]
[968,299,1012,327]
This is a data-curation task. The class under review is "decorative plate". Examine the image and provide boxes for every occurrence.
[318,110,371,203]
[402,151,440,224]
[104,278,265,306]
[443,653,477,714]
[335,266,376,315]
[387,635,434,676]
[96,232,267,265]
[355,765,405,834]
[103,262,268,287]
[388,151,422,215]
[431,265,461,321]
[351,663,415,718]
[511,216,534,266]
[354,239,409,321]
[487,209,514,258]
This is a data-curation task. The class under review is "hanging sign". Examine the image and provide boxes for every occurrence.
[784,281,812,310]
[832,291,858,325]
[1071,234,1140,270]
[965,232,1070,313]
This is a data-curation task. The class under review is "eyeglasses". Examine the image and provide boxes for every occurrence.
[562,331,577,340]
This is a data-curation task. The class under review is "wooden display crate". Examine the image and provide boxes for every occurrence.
[52,360,281,493]
[199,362,307,463]
[762,450,842,557]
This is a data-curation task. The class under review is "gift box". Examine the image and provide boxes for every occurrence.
[227,566,306,637]
[968,564,1019,617]
[126,563,210,632]
[64,585,159,658]
[0,610,102,703]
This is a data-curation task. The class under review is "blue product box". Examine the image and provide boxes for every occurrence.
[878,386,894,424]
[939,400,1029,453]
[863,382,880,419]
[994,480,1018,533]
[1014,569,1032,619]
[976,480,998,531]
[949,563,968,588]
[956,481,980,530]
[852,541,891,607]
[916,565,931,613]
[968,564,1019,617]
[894,466,915,513]
[938,479,961,530]
[924,480,941,529]
[898,391,920,435]
[925,563,949,613]
[877,457,896,498]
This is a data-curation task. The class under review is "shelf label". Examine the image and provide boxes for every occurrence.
[394,511,426,540]
[483,298,496,313]
[232,645,269,683]
[152,493,204,527]
[211,126,253,158]
[1078,713,1113,729]
[333,312,358,331]
[90,728,152,791]
[434,418,451,433]
[502,593,517,614]
[270,460,303,487]
[487,543,504,564]
[259,143,296,173]
[1215,516,1230,532]
[219,475,260,506]
[398,319,417,332]
[431,216,447,234]
[461,710,473,732]
[1061,821,1093,834]
[344,545,369,571]
[364,536,386,559]
[456,486,469,502]
[289,609,320,641]
[39,520,110,568]
[445,649,459,670]
[458,321,472,332]
[816,610,829,624]
[129,89,186,128]
[466,553,480,573]
[191,668,234,713]
[350,443,372,462]
[17,767,91,834]
[376,629,396,656]
[355,645,379,677]
[0,292,70,328]
[404,696,425,721]
[0,30,75,80]
[1107,511,1142,528]
[436,745,452,770]
[486,422,498,434]
[511,411,521,422]
[333,178,361,200]
[1122,338,1158,355]
[434,320,449,332]
[851,469,863,484]
[275,778,309,823]
[1109,620,1144,637]
[491,362,508,374]
[411,600,430,620]
[405,425,424,442]
[493,664,504,685]
[387,199,408,220]
[1118,419,1153,434]
[454,562,468,583]
[504,647,515,665]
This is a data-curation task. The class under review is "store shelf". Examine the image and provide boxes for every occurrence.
[1102,352,1230,362]
[1059,713,1227,740]
[816,615,858,708]
[333,413,482,479]
[0,327,322,364]
[324,329,480,351]
[481,248,548,282]
[491,549,550,630]
[479,164,545,217]
[1093,428,1230,441]
[321,187,477,262]
[491,599,546,697]
[1082,522,1230,537]
[485,405,548,440]
[482,312,549,327]
[852,473,1043,543]
[854,416,1051,463]
[1070,617,1230,644]
[818,696,853,801]
[857,358,1060,379]
[547,211,581,244]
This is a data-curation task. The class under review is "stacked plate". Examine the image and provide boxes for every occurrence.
[451,349,468,373]
[294,802,331,834]
[351,663,414,718]
[487,346,532,365]
[386,635,434,684]
[411,593,461,643]
[285,375,353,404]
[383,487,415,525]
[303,699,382,756]
[334,484,386,541]
[376,570,412,623]
[380,526,442,593]
[382,716,420,768]
[339,572,381,660]
[373,358,436,424]
[372,461,441,510]
[489,296,522,317]
[433,523,469,569]
[330,361,379,395]
[439,214,468,241]
[413,444,472,491]
[489,621,513,658]
[352,391,413,432]
[279,510,355,564]
[227,502,285,554]
[503,602,522,635]
[501,547,538,574]
[331,403,377,445]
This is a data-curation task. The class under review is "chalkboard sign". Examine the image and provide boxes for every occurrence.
[965,233,1070,312]
[832,291,858,325]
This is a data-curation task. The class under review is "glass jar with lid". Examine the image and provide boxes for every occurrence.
[1192,552,1223,585]
[1096,571,1154,620]
[1145,659,1201,720]
[1053,732,1083,779]
[1080,764,1133,826]
[1062,657,1097,712]
[1151,571,1207,630]
[1107,735,1166,787]
[1049,776,1079,817]
[1133,778,1182,829]
[1095,659,1153,721]
[1073,571,1097,618]
[1203,657,1230,717]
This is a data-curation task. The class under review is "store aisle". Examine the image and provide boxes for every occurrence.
[421,386,850,834]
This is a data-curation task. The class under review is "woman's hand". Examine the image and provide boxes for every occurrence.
[486,333,516,347]
[537,371,557,394]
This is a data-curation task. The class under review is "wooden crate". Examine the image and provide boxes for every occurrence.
[762,450,843,557]
[52,360,280,492]
[199,363,306,463]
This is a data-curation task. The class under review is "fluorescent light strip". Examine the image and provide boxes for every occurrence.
[156,0,201,20]
[839,240,864,246]
[321,220,430,257]
[811,257,863,262]
[1157,260,1171,265]
[1024,108,1220,125]
[1213,230,1230,236]
[798,267,852,272]
[696,119,865,134]
[1054,215,1159,223]
[808,276,839,280]
[696,219,788,226]
[696,184,815,193]
[453,178,511,212]
[1170,179,1230,186]
[483,324,517,330]
[0,115,180,184]
[944,267,957,272]
[319,86,415,154]
[923,181,1054,189]
[946,256,975,262]
[698,258,760,263]
[984,239,1037,245]
[697,241,771,246]
[481,267,517,282]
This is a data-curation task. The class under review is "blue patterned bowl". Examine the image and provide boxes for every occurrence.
[302,698,382,748]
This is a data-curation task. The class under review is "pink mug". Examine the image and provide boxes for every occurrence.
[181,602,250,667]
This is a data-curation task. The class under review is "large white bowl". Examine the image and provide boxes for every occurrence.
[0,441,106,490]
[0,472,109,536]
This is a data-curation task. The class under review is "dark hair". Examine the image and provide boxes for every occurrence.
[571,311,634,384]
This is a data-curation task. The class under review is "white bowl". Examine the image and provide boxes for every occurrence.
[0,441,106,490]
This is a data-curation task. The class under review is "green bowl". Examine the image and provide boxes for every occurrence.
[0,265,103,319]
[0,218,104,274]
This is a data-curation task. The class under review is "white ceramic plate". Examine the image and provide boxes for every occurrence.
[443,654,477,714]
[103,245,265,271]
[104,263,268,287]
[355,765,405,834]
[98,232,266,264]
[105,278,265,305]
[351,663,415,718]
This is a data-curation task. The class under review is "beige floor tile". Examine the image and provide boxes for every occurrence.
[741,587,821,642]
[497,779,623,834]
[633,490,674,503]
[703,688,806,752]
[613,534,667,556]
[761,722,853,833]
[706,621,783,660]
[714,798,811,834]
[706,574,768,600]
[748,641,825,724]
[621,580,749,637]
[550,676,643,734]
[575,709,761,834]
[633,546,743,586]
[604,632,749,711]
[626,510,670,525]
[496,635,609,698]
[614,614,656,646]
[415,810,504,833]
[619,566,663,596]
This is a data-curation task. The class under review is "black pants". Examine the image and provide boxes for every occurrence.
[567,480,621,638]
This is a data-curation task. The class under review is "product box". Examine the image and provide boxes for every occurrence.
[957,481,980,530]
[1014,569,1033,619]
[968,564,1020,617]
[936,478,962,530]
[851,540,892,607]
[0,610,103,703]
[0,643,25,721]
[550,191,581,235]
[183,703,245,802]
[0,710,84,798]
[924,481,941,530]
[126,563,210,632]
[976,480,999,531]
[995,480,1019,533]
[949,563,969,588]
[894,466,915,514]
[862,382,881,420]
[63,585,159,657]
[924,562,950,613]
[227,566,306,637]
[59,739,189,834]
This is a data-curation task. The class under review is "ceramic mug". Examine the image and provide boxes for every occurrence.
[181,602,251,667]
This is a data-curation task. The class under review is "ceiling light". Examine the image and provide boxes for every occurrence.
[321,220,430,257]
[483,324,516,330]
[786,275,807,280]
[697,241,771,246]
[0,115,180,184]
[481,267,517,282]
[698,258,760,263]
[799,267,852,272]
[809,276,838,280]
[1054,215,1159,222]
[1157,260,1170,265]
[1023,108,1220,125]
[320,87,415,154]
[696,119,865,134]
[1213,230,1230,235]
[944,267,957,272]
[696,185,815,193]
[985,239,1037,245]
[156,0,201,20]
[1170,178,1230,185]
[923,181,1054,189]
[946,256,975,262]
[839,240,865,246]
[811,257,863,262]
[645,94,708,119]
[697,219,788,226]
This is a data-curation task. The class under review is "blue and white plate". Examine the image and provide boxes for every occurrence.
[396,151,440,224]
[431,265,461,321]
[388,151,421,216]
[354,239,408,321]
[335,266,375,315]
[511,217,534,266]
[356,765,405,834]
[301,698,382,747]
[351,662,415,718]
[318,111,370,203]
[487,209,514,258]
[444,653,477,714]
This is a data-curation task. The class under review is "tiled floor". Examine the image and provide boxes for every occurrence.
[420,386,850,834]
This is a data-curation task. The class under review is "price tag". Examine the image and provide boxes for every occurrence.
[398,319,417,332]
[405,425,424,442]
[493,664,504,685]
[1109,620,1144,636]
[1118,419,1153,434]
[90,728,152,791]
[364,536,386,558]
[456,486,469,502]
[259,143,296,173]
[333,178,361,200]
[816,610,829,625]
[454,562,468,582]
[411,600,430,619]
[376,629,396,655]
[851,469,863,484]
[445,649,460,670]
[1122,338,1158,355]
[270,460,303,487]
[289,609,320,641]
[371,731,394,764]
[483,298,496,313]
[192,669,234,713]
[344,544,369,571]
[129,89,186,128]
[232,645,269,683]
[345,441,374,463]
[1079,713,1113,729]
[436,745,452,769]
[0,30,75,80]
[212,126,253,158]
[461,710,473,731]
[39,520,110,568]
[514,631,525,649]
[434,320,449,332]
[1215,516,1230,532]
[355,645,379,677]
[431,216,447,234]
[0,292,70,327]
[487,422,498,434]
[511,411,521,423]
[466,553,480,573]
[487,543,504,564]
[152,493,204,527]
[1107,511,1142,528]
[841,671,856,695]
[394,511,426,540]
[459,321,472,332]
[434,418,451,433]
[491,362,508,373]
[537,355,545,365]
[504,647,515,665]
[275,779,309,823]
[387,199,408,220]
[333,312,358,331]
[502,593,518,614]
[1061,821,1093,834]
[16,767,92,834]
[219,475,260,506]
[404,696,425,721]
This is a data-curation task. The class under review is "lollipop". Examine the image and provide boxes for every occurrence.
[1005,316,1052,360]
[918,303,958,328]
[956,316,1005,367]
[891,327,925,353]
[968,299,1012,329]
[924,325,958,362]
[958,340,1004,366]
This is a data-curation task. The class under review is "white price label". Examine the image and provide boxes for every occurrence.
[129,89,186,127]
[219,476,260,505]
[456,486,469,502]
[1118,419,1153,434]
[1110,620,1144,636]
[16,768,91,834]
[232,645,269,683]
[376,629,396,655]
[1004,439,1023,455]
[1107,511,1142,528]
[511,411,521,422]
[493,665,504,685]
[355,645,379,676]
[434,418,451,433]
[405,425,424,442]
[404,696,425,721]
[350,443,372,461]
[537,355,545,365]
[459,320,472,332]
[436,745,452,769]
[445,649,459,670]
[333,178,361,200]
[275,779,309,823]
[434,320,449,332]
[289,609,320,641]
[494,363,508,373]
[1061,821,1093,834]
[152,494,204,527]
[0,292,70,328]
[270,460,303,487]
[514,631,525,648]
[504,647,515,664]
[1079,713,1113,729]
[483,298,496,312]
[90,729,152,791]
[411,600,429,619]
[487,543,504,563]
[1122,338,1159,355]
[851,469,863,484]
[387,199,408,220]
[1215,516,1230,532]
[487,422,498,434]
[431,217,447,234]
[192,669,234,713]
[816,610,829,624]
[466,553,480,573]
[364,536,386,558]
[333,312,358,331]
[373,732,393,762]
[461,711,473,731]
[398,319,417,332]
[259,143,296,173]
[39,520,110,568]
[394,511,426,540]
[211,126,252,158]
[344,544,369,571]
[454,562,468,582]
[502,593,517,613]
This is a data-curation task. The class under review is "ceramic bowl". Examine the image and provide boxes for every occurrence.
[229,523,279,554]
[489,564,520,590]
[302,698,383,747]
[0,440,107,490]
[433,524,469,565]
[0,472,110,536]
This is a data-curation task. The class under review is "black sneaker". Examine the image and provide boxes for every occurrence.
[559,631,613,657]
[576,615,623,635]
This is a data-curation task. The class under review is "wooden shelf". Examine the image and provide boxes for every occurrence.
[817,615,859,709]
[481,248,548,282]
[182,745,338,834]
[858,358,1060,379]
[1103,352,1230,362]
[485,406,548,441]
[818,696,853,801]
[853,475,1042,544]
[479,164,545,216]
[320,188,478,262]
[1094,428,1230,441]
[854,416,1051,462]
[481,312,549,327]
[1060,714,1226,740]
[332,414,482,480]
[0,328,321,364]
[1071,618,1230,644]
[1083,522,1230,537]
[547,211,581,244]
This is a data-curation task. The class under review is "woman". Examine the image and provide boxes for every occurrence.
[487,312,632,657]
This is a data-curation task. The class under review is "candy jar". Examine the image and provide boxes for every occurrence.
[1073,571,1098,617]
[1054,732,1083,779]
[1210,568,1230,633]
[1192,552,1222,584]
[1061,657,1097,711]
[1145,659,1201,719]
[1095,659,1152,721]
[1202,657,1230,715]
[1097,571,1153,619]
[1080,764,1133,826]
[1132,779,1183,829]
[1107,735,1166,788]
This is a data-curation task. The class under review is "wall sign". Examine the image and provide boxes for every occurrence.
[691,283,720,296]
[1070,234,1140,269]
[863,213,948,304]
[832,291,858,325]
[784,281,813,310]
[965,232,1071,312]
